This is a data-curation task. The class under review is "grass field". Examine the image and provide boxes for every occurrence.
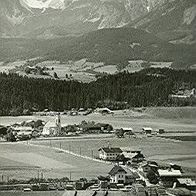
[0,59,174,83]
[30,135,196,169]
[1,107,196,132]
[0,142,113,180]
[0,134,196,181]
[0,107,196,180]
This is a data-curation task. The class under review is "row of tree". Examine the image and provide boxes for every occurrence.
[0,68,196,116]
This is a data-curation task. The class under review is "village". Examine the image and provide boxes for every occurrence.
[0,110,196,196]
[0,143,196,195]
[0,108,166,142]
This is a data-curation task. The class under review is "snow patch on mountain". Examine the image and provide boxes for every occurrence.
[6,13,25,25]
[20,0,66,10]
[183,4,196,25]
[5,5,25,25]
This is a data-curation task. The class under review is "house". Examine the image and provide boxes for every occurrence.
[158,169,182,187]
[123,150,145,163]
[131,151,146,163]
[11,126,33,133]
[158,129,165,134]
[170,163,182,171]
[10,126,34,141]
[116,154,131,165]
[79,121,113,134]
[169,88,196,104]
[142,127,152,134]
[158,169,182,178]
[96,108,114,115]
[125,170,140,184]
[121,127,134,136]
[108,166,127,184]
[140,162,158,173]
[98,147,122,161]
[177,178,196,190]
[96,123,113,133]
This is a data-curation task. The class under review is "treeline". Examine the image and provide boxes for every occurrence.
[0,68,196,116]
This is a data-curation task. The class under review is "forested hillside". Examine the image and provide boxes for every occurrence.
[0,68,196,116]
[1,28,196,69]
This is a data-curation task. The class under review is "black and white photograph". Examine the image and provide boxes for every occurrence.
[0,0,196,195]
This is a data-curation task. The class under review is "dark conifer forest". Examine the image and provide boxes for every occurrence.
[0,68,196,116]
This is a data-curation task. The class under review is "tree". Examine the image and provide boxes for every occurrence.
[54,72,59,79]
[146,170,159,184]
[116,129,125,138]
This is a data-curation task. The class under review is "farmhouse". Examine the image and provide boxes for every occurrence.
[169,88,196,105]
[123,151,145,163]
[177,178,196,190]
[10,126,33,141]
[96,108,114,115]
[140,162,158,173]
[121,127,134,135]
[109,166,127,184]
[158,169,182,187]
[125,170,140,184]
[158,129,165,134]
[10,126,33,133]
[98,147,122,161]
[132,151,146,163]
[142,127,152,134]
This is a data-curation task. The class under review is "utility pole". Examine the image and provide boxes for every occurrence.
[69,172,72,181]
[60,142,62,149]
[79,147,81,155]
[91,150,94,158]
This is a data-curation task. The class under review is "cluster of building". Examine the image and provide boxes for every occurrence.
[1,113,115,141]
[98,147,145,163]
[97,147,196,194]
[1,113,166,142]
[169,88,196,105]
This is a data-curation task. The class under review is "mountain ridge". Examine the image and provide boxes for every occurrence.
[130,0,196,44]
[0,0,167,38]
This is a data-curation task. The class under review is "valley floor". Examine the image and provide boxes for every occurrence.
[0,107,196,180]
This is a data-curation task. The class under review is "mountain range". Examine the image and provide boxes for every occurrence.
[0,0,196,70]
[0,0,178,38]
[131,0,196,44]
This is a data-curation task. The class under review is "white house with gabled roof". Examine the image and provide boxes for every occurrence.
[98,147,122,161]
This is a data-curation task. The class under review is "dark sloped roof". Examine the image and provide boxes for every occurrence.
[99,147,122,153]
[109,166,127,176]
[133,153,145,159]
